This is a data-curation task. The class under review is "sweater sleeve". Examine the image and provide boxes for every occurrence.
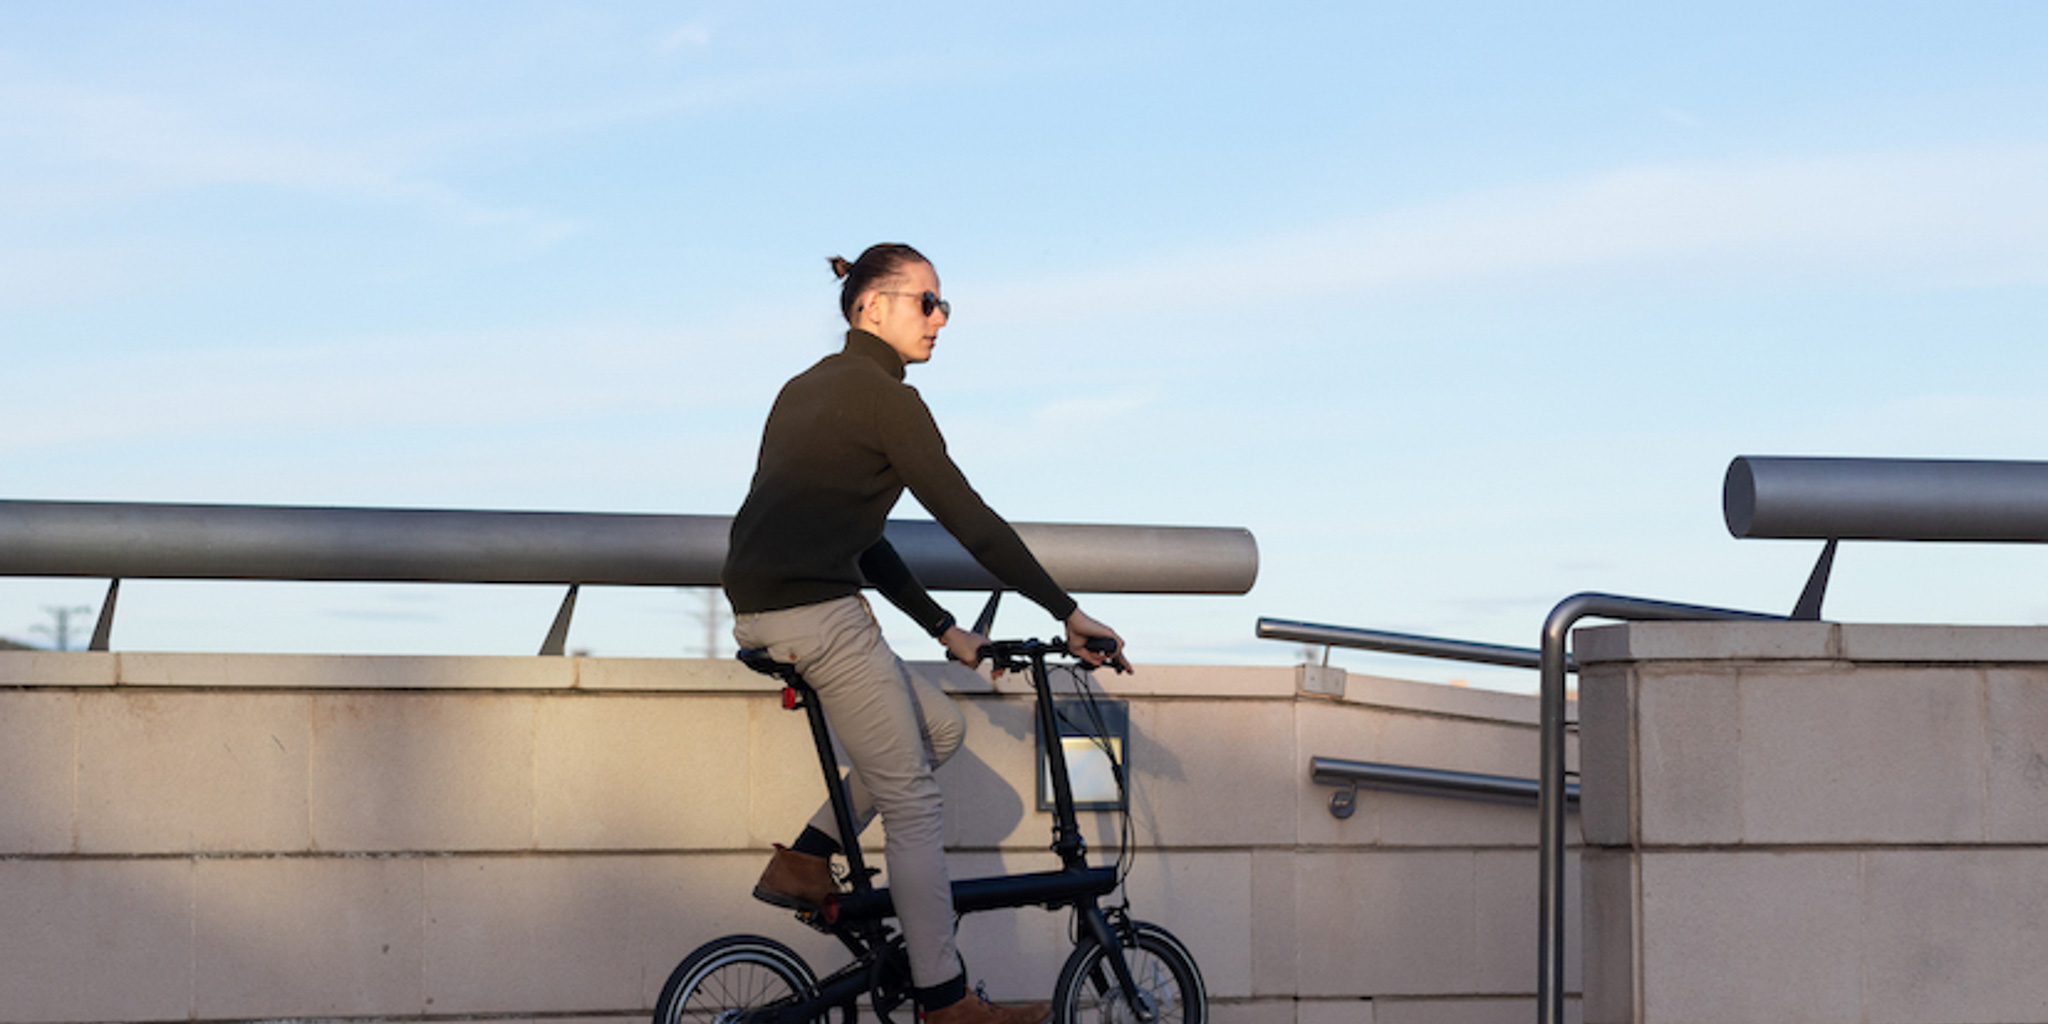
[858,539,956,638]
[874,385,1079,621]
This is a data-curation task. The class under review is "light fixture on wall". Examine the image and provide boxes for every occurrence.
[1037,698,1129,812]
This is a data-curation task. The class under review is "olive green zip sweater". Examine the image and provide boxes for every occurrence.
[722,330,1078,634]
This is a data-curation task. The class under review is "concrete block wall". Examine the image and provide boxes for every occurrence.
[1577,622,2048,1024]
[0,650,1574,1024]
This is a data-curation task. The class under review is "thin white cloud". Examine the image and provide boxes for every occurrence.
[0,79,580,241]
[657,22,715,52]
[984,144,2048,319]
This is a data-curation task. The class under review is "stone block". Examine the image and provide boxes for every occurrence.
[310,693,538,851]
[0,691,76,854]
[1861,848,2048,1024]
[1092,663,1297,700]
[1299,998,1376,1024]
[1575,668,1632,848]
[1740,668,1985,843]
[1295,700,1384,848]
[422,856,649,1015]
[1579,850,1635,1024]
[1574,622,1836,665]
[1373,714,1545,848]
[534,694,751,850]
[1638,851,1861,1024]
[1375,997,1561,1024]
[745,689,834,847]
[77,691,311,853]
[420,852,843,1016]
[0,859,194,1023]
[1296,850,1477,997]
[0,650,115,686]
[1472,849,1575,994]
[1229,998,1317,1024]
[1635,669,1742,846]
[575,656,769,693]
[1251,849,1298,996]
[628,852,843,1008]
[1128,699,1296,848]
[1839,623,2048,663]
[193,856,425,1019]
[117,651,573,689]
[941,694,1042,849]
[1984,668,2048,843]
[1118,849,1253,999]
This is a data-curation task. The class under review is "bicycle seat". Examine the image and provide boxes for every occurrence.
[738,648,807,688]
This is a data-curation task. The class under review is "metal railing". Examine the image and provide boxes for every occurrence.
[0,499,1258,653]
[1725,455,2048,618]
[1309,755,1577,818]
[1261,600,1780,1024]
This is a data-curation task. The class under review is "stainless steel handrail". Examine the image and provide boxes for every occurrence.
[1533,594,1782,1024]
[1257,616,1575,672]
[1259,606,1781,1024]
[1309,755,1577,817]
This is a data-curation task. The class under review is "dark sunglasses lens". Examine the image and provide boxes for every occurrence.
[921,291,950,317]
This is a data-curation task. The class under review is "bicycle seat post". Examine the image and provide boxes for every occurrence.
[739,650,874,901]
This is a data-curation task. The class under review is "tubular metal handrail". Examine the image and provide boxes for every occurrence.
[1726,455,2048,541]
[0,499,1257,653]
[1309,755,1577,817]
[1256,616,1575,672]
[1259,604,1782,1024]
[1533,594,1782,1024]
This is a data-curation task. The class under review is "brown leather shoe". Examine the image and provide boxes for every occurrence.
[923,994,1051,1024]
[752,845,838,910]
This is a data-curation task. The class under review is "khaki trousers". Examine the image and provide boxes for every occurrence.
[733,595,967,987]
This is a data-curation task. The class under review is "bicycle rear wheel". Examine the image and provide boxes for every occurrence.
[1052,921,1206,1024]
[654,934,824,1024]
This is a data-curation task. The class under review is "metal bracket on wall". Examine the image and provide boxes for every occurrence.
[540,584,579,656]
[1327,780,1359,820]
[1791,538,1838,621]
[89,579,119,652]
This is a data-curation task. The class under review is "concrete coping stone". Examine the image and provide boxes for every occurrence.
[1575,620,2048,665]
[0,651,1544,725]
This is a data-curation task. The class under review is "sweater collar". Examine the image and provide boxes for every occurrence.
[844,329,907,380]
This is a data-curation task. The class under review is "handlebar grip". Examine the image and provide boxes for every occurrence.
[1082,636,1120,656]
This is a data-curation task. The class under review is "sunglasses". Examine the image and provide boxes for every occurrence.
[877,290,951,318]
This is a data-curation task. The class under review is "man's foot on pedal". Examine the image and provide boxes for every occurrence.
[924,994,1051,1024]
[752,845,838,909]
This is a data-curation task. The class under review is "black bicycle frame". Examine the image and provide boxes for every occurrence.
[745,639,1153,1024]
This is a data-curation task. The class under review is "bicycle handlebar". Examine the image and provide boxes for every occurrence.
[973,635,1129,674]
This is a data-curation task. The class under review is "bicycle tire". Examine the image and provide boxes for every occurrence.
[1052,921,1207,1024]
[654,933,828,1024]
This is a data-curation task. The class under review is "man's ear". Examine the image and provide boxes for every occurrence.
[852,289,882,329]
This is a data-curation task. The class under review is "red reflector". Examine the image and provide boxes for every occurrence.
[782,687,798,710]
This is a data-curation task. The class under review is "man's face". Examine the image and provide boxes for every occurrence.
[862,261,948,365]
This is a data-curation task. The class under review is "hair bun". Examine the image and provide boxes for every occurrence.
[827,255,853,280]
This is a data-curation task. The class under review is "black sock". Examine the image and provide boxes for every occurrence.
[915,973,969,1011]
[791,825,841,859]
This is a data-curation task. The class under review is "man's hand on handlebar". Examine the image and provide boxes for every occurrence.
[940,625,1001,675]
[1064,608,1132,674]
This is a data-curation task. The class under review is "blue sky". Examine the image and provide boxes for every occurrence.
[5,3,2047,688]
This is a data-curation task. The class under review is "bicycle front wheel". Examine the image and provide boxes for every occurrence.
[654,933,821,1024]
[1052,921,1207,1024]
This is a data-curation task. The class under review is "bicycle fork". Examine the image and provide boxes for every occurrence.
[1079,905,1158,1024]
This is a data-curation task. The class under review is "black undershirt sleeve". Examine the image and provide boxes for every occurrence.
[858,539,956,638]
